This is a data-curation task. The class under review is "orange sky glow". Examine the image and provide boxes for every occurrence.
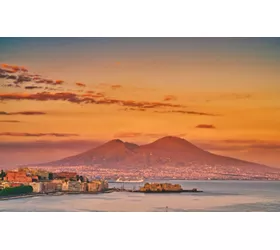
[1,38,280,168]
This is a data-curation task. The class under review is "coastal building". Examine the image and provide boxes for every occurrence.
[29,182,44,193]
[140,183,182,192]
[87,181,99,192]
[4,171,32,183]
[62,181,69,191]
[81,182,88,192]
[51,179,63,191]
[68,181,82,192]
[32,176,39,182]
[36,170,50,180]
[88,180,108,192]
[43,182,57,193]
[0,181,11,189]
[53,172,77,180]
[62,180,85,192]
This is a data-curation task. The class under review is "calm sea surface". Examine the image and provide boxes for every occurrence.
[1,180,280,212]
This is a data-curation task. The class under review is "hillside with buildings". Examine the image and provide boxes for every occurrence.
[0,168,108,196]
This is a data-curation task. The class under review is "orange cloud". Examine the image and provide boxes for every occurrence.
[1,64,28,72]
[1,68,17,74]
[55,80,64,84]
[163,95,177,101]
[76,82,86,87]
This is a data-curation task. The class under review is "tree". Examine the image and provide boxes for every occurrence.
[0,170,6,180]
[79,176,84,182]
[48,172,54,180]
[0,185,33,196]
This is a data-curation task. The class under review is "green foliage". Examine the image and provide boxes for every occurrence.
[0,170,6,180]
[0,185,33,196]
[48,172,54,180]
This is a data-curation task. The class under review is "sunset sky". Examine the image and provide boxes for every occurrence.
[1,38,280,168]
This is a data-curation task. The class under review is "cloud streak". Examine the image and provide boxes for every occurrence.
[196,139,280,152]
[0,120,20,123]
[0,132,79,137]
[0,111,46,115]
[24,86,44,90]
[155,110,221,116]
[76,82,86,87]
[163,95,177,101]
[0,92,184,109]
[114,132,187,139]
[196,124,216,129]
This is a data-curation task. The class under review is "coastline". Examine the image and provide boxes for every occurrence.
[0,187,203,201]
[0,190,110,201]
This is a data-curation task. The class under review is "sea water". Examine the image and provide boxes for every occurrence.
[1,180,280,212]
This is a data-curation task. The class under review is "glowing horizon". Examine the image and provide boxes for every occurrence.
[1,38,280,168]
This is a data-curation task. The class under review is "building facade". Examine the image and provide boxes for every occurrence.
[29,182,44,193]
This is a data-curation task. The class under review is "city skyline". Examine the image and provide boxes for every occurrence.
[1,38,280,168]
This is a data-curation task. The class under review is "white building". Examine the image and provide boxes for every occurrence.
[29,182,43,193]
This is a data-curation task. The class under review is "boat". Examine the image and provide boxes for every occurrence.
[115,177,144,183]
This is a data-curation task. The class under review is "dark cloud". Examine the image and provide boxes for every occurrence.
[6,75,17,80]
[0,132,79,137]
[24,86,43,90]
[163,95,177,101]
[1,84,20,88]
[155,110,221,116]
[14,75,32,84]
[76,82,86,87]
[0,111,46,115]
[120,108,146,112]
[196,124,216,129]
[1,63,66,87]
[0,91,184,109]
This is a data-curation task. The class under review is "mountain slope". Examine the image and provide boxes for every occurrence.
[37,136,275,172]
[43,139,138,167]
